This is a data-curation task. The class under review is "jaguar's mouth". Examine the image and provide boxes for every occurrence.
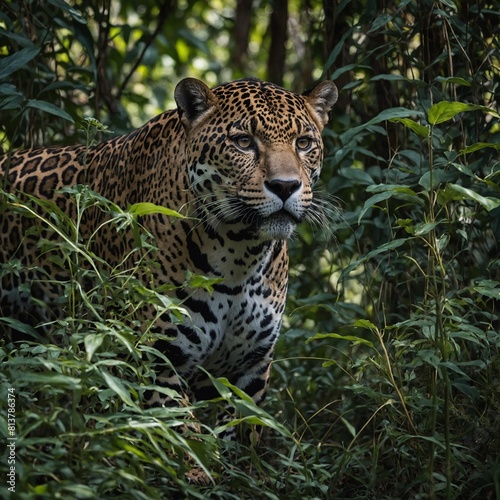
[269,208,302,225]
[247,208,302,227]
[257,209,303,240]
[260,208,302,226]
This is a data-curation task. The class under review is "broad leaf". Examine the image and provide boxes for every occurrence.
[428,101,500,125]
[341,107,423,143]
[359,185,422,221]
[435,76,471,87]
[26,99,74,123]
[340,238,407,281]
[0,47,40,80]
[443,183,500,212]
[460,142,500,155]
[390,117,429,138]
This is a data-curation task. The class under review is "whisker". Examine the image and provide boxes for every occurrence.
[304,189,347,244]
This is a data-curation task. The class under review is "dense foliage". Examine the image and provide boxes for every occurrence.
[1,0,499,498]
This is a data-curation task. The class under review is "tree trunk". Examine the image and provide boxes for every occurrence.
[230,0,253,75]
[267,0,288,85]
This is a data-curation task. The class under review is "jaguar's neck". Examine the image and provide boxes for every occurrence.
[184,218,287,285]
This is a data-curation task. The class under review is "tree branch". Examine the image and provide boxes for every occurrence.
[116,0,173,100]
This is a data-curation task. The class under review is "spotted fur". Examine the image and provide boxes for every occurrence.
[0,77,337,431]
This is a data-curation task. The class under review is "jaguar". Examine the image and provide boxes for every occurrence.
[0,77,337,433]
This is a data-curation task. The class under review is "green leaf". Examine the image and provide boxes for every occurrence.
[452,382,480,401]
[371,73,407,82]
[450,162,475,178]
[473,280,500,299]
[341,107,423,143]
[84,333,105,361]
[428,101,500,125]
[185,272,224,293]
[0,317,43,339]
[0,47,40,79]
[128,202,185,218]
[435,76,471,87]
[340,416,356,437]
[368,13,391,33]
[358,191,392,220]
[439,0,458,11]
[338,167,375,186]
[330,63,358,80]
[396,218,414,234]
[353,319,378,331]
[20,372,82,389]
[460,142,500,155]
[26,99,74,123]
[390,117,429,138]
[307,332,375,348]
[359,185,422,221]
[339,238,407,281]
[0,28,35,48]
[419,169,450,190]
[73,22,97,75]
[100,370,139,410]
[443,184,500,212]
[48,0,88,24]
[324,26,355,72]
[0,83,23,97]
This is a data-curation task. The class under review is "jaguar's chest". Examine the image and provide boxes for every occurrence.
[177,270,285,370]
[162,228,287,382]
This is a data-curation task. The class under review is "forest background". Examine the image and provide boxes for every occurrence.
[0,0,499,498]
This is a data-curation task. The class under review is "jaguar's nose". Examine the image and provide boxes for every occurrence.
[265,178,302,202]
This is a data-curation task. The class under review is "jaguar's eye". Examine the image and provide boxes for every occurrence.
[234,135,253,150]
[296,136,313,151]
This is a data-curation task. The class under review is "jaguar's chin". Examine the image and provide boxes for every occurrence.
[258,210,300,240]
[210,202,303,240]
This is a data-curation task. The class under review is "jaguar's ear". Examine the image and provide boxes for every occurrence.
[303,80,338,128]
[174,78,218,130]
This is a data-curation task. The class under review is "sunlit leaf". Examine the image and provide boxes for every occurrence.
[308,331,374,346]
[428,101,500,125]
[84,333,105,361]
[413,221,440,236]
[390,117,429,137]
[128,202,185,218]
[353,319,378,331]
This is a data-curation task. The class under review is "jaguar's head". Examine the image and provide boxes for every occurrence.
[175,77,338,240]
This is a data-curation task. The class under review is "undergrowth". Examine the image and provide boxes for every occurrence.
[0,183,300,499]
